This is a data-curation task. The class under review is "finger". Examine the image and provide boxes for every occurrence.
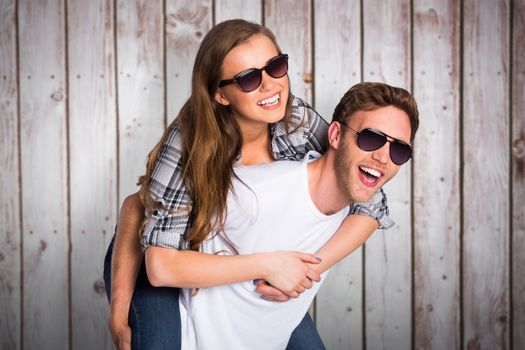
[284,290,300,298]
[306,269,321,283]
[295,252,322,264]
[261,295,290,302]
[255,284,287,298]
[301,277,313,289]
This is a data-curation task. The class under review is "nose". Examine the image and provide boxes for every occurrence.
[259,71,275,91]
[372,143,389,164]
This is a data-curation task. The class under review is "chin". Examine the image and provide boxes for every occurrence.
[264,109,286,124]
[350,189,376,204]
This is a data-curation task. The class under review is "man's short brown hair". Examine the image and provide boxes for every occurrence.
[332,82,419,141]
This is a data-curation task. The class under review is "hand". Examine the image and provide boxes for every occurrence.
[255,274,314,301]
[255,281,290,302]
[108,315,132,350]
[261,251,321,298]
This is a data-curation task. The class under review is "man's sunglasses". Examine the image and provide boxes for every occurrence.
[341,122,412,165]
[218,54,289,92]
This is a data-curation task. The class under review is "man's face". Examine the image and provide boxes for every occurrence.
[333,105,412,203]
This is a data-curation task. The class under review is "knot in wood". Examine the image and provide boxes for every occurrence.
[51,90,64,102]
[513,137,525,160]
[303,72,313,83]
[93,279,106,294]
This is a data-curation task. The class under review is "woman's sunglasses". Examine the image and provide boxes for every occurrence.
[341,123,412,165]
[218,54,289,92]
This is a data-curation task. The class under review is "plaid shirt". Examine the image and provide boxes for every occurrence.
[141,95,393,250]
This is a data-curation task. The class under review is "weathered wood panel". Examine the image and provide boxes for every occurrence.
[413,1,461,349]
[116,0,165,202]
[463,0,510,348]
[18,0,69,348]
[265,0,312,105]
[1,2,522,348]
[362,0,412,349]
[512,0,525,349]
[165,0,212,123]
[215,0,261,23]
[0,1,21,349]
[313,0,363,348]
[67,0,116,348]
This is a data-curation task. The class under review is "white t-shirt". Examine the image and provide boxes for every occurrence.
[180,153,348,350]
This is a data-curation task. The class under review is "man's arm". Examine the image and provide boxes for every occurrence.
[310,214,378,273]
[256,214,378,301]
[108,193,144,349]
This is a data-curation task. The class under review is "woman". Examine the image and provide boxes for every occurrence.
[104,19,392,349]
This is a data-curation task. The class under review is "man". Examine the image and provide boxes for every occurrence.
[165,82,419,349]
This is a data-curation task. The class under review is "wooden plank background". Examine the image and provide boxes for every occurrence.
[413,1,461,349]
[0,1,522,349]
[68,0,116,349]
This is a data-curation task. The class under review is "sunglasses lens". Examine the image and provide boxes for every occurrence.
[237,69,262,92]
[265,55,288,79]
[390,141,412,165]
[358,129,387,151]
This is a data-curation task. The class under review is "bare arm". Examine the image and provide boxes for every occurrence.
[256,214,378,301]
[145,246,322,296]
[310,214,378,273]
[108,193,144,349]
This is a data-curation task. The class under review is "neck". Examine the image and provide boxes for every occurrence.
[307,152,353,215]
[238,122,273,165]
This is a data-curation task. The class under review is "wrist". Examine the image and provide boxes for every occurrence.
[252,252,271,281]
[109,301,130,322]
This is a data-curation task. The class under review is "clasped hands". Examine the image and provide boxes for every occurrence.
[254,251,322,302]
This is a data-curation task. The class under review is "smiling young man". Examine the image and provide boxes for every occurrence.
[175,82,419,349]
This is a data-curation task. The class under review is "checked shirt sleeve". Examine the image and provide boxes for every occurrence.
[140,126,192,250]
[270,95,329,160]
[349,188,394,229]
[271,95,395,230]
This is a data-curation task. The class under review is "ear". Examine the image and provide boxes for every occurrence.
[214,89,231,106]
[328,122,343,150]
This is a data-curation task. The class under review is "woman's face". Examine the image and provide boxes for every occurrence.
[215,34,290,135]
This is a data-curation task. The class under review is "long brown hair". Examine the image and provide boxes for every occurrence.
[139,19,291,251]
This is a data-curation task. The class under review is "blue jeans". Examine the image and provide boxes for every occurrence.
[104,236,325,349]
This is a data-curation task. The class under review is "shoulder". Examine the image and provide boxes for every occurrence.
[289,95,314,125]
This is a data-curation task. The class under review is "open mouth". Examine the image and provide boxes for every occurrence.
[358,165,382,184]
[257,93,280,107]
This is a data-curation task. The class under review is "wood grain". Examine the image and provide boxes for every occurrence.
[463,0,510,348]
[313,0,363,348]
[116,0,165,203]
[512,0,525,348]
[0,0,21,349]
[18,0,69,348]
[67,0,117,348]
[165,0,212,122]
[362,0,412,349]
[215,0,262,23]
[413,1,461,349]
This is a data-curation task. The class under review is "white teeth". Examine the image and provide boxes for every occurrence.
[359,166,381,177]
[257,94,279,106]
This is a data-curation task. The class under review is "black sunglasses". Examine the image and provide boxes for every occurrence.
[218,54,289,92]
[341,123,412,165]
